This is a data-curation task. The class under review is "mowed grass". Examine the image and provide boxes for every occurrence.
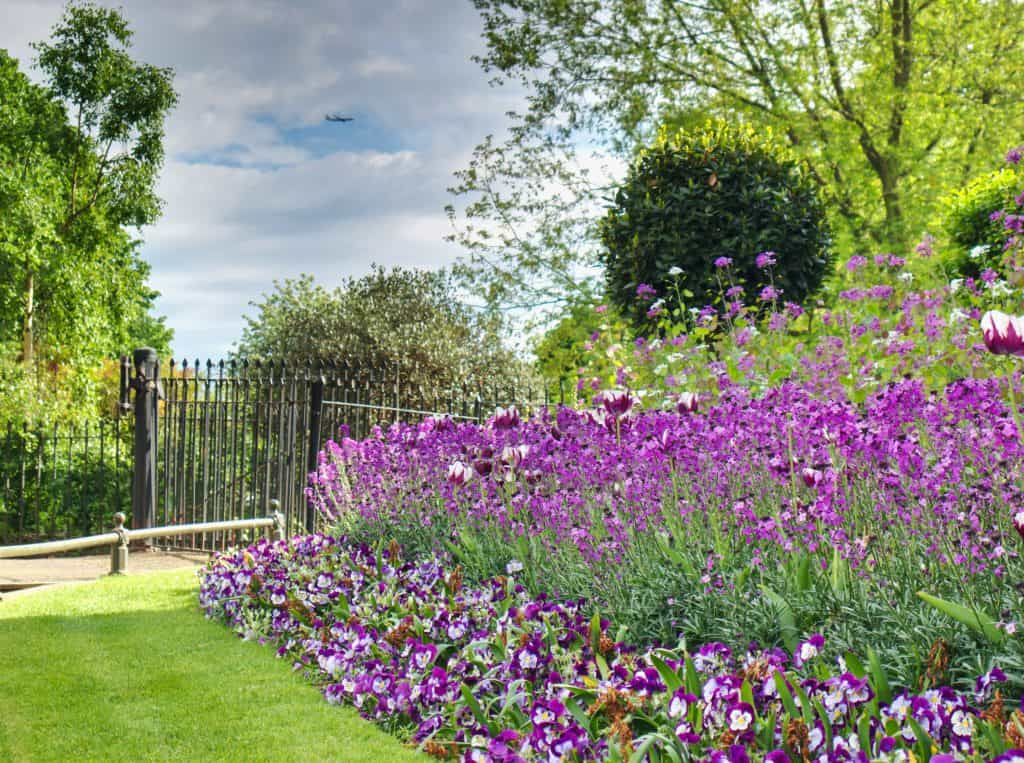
[0,568,427,762]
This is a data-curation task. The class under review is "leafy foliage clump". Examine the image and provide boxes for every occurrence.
[941,166,1023,278]
[600,121,832,326]
[236,266,533,400]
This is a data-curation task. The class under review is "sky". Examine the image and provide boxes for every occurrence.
[1,0,529,360]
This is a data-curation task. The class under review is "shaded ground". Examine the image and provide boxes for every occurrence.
[0,549,209,600]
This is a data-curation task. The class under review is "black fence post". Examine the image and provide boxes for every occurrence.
[305,374,324,533]
[130,347,160,538]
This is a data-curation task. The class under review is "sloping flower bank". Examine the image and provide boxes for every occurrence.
[200,536,1023,762]
[308,377,1024,592]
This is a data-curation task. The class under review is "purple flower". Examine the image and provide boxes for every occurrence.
[756,251,777,269]
[1006,146,1023,165]
[915,233,935,258]
[714,257,733,268]
[447,461,474,487]
[490,406,521,429]
[676,392,700,414]
[759,285,781,302]
[596,389,637,419]
[1014,510,1024,540]
[636,283,658,300]
[981,311,1024,357]
[846,255,867,271]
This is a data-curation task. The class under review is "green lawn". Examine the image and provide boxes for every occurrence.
[0,569,427,762]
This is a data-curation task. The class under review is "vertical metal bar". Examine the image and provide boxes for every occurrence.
[97,422,105,535]
[33,427,43,537]
[80,422,89,535]
[229,360,240,522]
[249,361,262,522]
[239,361,251,520]
[17,424,27,539]
[261,364,273,522]
[50,423,58,538]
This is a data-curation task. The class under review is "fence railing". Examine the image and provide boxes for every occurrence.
[0,419,133,545]
[0,512,284,576]
[1,351,565,547]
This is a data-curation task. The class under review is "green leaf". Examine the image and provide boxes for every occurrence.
[773,671,800,719]
[867,648,892,705]
[760,586,798,654]
[460,684,491,735]
[843,652,866,679]
[650,653,684,693]
[916,591,1004,644]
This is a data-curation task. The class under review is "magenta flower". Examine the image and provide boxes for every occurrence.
[1006,146,1023,165]
[759,285,781,302]
[714,257,733,268]
[981,311,1024,356]
[636,283,658,300]
[755,251,777,269]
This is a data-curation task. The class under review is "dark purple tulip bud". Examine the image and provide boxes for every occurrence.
[981,310,1024,357]
[801,467,823,488]
[676,392,699,414]
[446,461,473,487]
[596,389,636,418]
[472,459,493,477]
[491,405,521,429]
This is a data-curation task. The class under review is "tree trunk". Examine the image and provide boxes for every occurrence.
[22,267,34,366]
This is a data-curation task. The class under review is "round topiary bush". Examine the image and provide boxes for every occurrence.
[941,165,1023,279]
[600,121,832,327]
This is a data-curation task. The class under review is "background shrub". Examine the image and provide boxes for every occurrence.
[941,166,1023,278]
[600,120,832,327]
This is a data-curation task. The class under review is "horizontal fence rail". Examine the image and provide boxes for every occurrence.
[0,513,283,576]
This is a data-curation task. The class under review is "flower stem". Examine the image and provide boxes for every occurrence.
[1006,365,1024,451]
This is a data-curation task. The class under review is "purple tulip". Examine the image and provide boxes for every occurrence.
[446,461,474,486]
[676,392,700,414]
[981,311,1024,356]
[491,406,521,429]
[596,389,636,419]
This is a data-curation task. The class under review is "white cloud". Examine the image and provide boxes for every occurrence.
[2,0,529,359]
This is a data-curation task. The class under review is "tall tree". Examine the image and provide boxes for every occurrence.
[0,1,177,365]
[236,267,532,401]
[453,0,1024,308]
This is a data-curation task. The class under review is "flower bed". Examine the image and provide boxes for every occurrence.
[199,536,1024,762]
[304,380,1024,693]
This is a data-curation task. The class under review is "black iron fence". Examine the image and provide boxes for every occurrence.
[154,357,558,549]
[0,352,563,547]
[0,419,133,544]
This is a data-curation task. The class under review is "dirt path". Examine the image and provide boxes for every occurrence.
[0,549,210,601]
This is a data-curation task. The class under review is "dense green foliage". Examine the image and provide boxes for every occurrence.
[237,267,533,396]
[600,123,831,326]
[941,165,1023,278]
[450,0,1024,313]
[0,2,176,425]
[0,570,425,762]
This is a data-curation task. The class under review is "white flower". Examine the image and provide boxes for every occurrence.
[506,559,524,574]
[969,244,990,259]
[949,278,964,294]
[898,272,914,283]
[668,266,684,276]
[949,308,969,323]
[986,279,1012,296]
